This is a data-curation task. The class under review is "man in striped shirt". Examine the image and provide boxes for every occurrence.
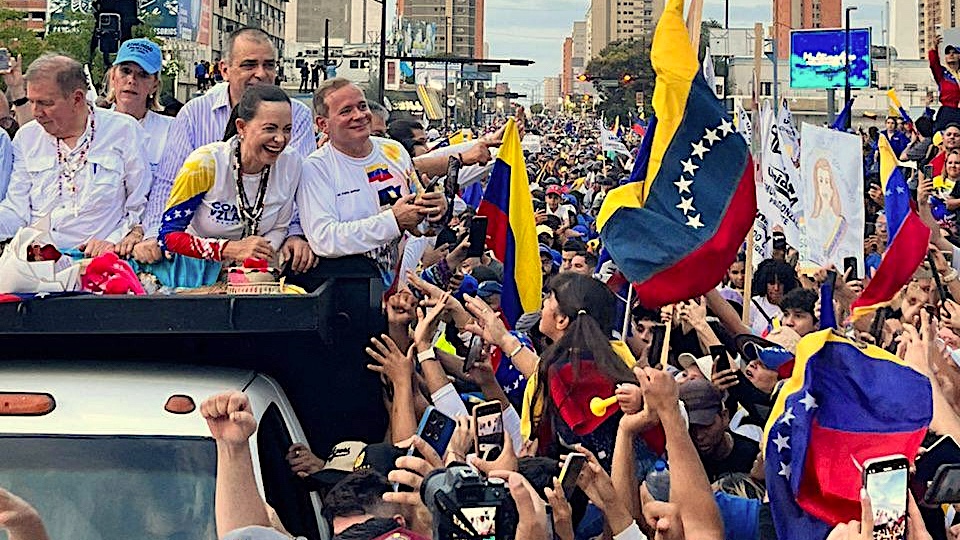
[133,27,318,271]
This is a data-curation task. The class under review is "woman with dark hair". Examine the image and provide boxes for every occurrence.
[749,259,798,335]
[158,85,301,262]
[464,273,657,470]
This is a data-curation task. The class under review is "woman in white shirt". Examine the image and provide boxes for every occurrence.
[158,85,301,262]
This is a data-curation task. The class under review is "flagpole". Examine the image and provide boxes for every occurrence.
[686,0,704,52]
[621,284,634,339]
[660,304,676,369]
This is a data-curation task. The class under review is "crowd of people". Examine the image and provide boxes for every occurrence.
[2,23,960,540]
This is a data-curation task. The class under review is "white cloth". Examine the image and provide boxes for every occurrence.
[546,203,577,225]
[139,110,173,176]
[750,296,782,335]
[612,522,643,540]
[170,140,301,251]
[297,137,415,282]
[0,107,150,247]
[431,383,470,419]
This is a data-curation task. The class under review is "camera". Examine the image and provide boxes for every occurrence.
[421,465,518,540]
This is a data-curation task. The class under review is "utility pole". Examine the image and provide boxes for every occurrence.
[323,18,330,80]
[844,6,857,130]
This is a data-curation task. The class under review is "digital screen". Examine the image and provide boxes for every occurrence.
[476,411,503,460]
[790,29,872,89]
[462,507,496,539]
[865,466,907,540]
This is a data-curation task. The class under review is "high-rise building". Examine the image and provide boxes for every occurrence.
[772,0,841,59]
[562,36,573,96]
[286,0,351,44]
[349,0,384,44]
[587,0,664,60]
[917,0,957,58]
[543,76,561,109]
[890,0,920,58]
[400,0,485,57]
[211,0,287,59]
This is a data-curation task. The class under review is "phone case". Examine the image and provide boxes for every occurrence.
[415,407,457,458]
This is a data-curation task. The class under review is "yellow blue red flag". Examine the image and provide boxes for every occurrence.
[478,118,542,324]
[849,136,930,320]
[596,0,756,308]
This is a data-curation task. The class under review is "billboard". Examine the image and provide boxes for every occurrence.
[395,20,438,57]
[47,0,179,37]
[789,28,871,89]
[177,0,211,45]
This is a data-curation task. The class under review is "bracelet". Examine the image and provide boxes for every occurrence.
[416,348,437,364]
[505,343,524,358]
[943,268,958,284]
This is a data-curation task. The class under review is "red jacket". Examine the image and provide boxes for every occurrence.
[930,48,960,109]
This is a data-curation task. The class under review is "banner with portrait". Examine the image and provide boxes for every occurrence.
[757,101,804,258]
[799,123,865,271]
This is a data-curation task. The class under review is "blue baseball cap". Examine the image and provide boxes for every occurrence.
[477,280,502,298]
[115,38,163,75]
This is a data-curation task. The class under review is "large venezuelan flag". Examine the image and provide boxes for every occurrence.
[849,136,930,320]
[596,0,755,308]
[763,330,932,539]
[477,118,542,325]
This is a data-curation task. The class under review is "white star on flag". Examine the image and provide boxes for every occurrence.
[164,215,172,222]
[896,186,905,194]
[676,197,696,215]
[691,141,709,159]
[799,392,818,411]
[675,177,693,194]
[681,159,699,175]
[772,432,790,452]
[779,406,795,426]
[185,209,193,216]
[686,214,704,229]
[778,461,791,480]
[173,210,182,218]
[703,128,721,145]
[718,118,734,137]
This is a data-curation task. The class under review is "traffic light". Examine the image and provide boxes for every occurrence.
[622,74,633,83]
[577,74,588,82]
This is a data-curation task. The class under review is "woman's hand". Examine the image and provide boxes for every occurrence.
[463,295,510,349]
[544,477,575,540]
[615,383,643,415]
[222,236,274,261]
[365,334,415,385]
[444,415,474,465]
[413,292,449,350]
[115,228,143,258]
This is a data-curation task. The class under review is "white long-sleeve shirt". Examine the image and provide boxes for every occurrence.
[0,107,150,247]
[297,137,416,282]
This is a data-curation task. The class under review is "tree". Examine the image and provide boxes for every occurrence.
[584,35,654,122]
[530,103,544,115]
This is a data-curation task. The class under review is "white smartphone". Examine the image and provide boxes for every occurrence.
[862,454,909,540]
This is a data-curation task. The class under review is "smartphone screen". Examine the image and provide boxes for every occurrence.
[467,216,488,258]
[709,345,730,374]
[559,453,587,499]
[647,324,667,368]
[923,164,934,179]
[925,464,960,505]
[0,49,10,74]
[864,456,908,540]
[473,401,504,460]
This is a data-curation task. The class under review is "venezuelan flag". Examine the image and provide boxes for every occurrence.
[849,136,930,320]
[887,89,913,125]
[477,118,542,325]
[763,330,931,538]
[596,0,756,308]
[365,164,392,183]
[830,98,854,131]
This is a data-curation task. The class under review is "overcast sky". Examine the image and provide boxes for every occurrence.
[484,0,889,96]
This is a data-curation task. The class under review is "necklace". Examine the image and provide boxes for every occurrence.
[232,138,270,236]
[55,104,96,218]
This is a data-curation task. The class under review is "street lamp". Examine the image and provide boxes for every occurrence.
[372,0,387,105]
[844,6,857,130]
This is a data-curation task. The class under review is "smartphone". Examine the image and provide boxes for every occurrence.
[423,175,441,193]
[0,48,10,74]
[865,222,877,238]
[463,335,483,373]
[923,164,934,179]
[472,400,504,460]
[844,256,859,281]
[411,406,457,459]
[466,216,488,258]
[710,345,730,374]
[558,452,587,499]
[862,454,909,540]
[912,435,960,505]
[924,464,960,505]
[647,324,667,368]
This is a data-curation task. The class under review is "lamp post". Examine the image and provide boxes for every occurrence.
[373,0,387,105]
[844,6,857,130]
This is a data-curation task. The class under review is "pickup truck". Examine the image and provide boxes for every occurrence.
[0,262,389,540]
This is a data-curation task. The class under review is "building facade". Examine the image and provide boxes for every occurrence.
[561,36,573,96]
[399,0,485,57]
[587,0,663,60]
[543,76,561,109]
[772,0,841,59]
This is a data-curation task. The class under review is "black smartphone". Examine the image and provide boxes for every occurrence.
[844,256,858,281]
[772,233,786,251]
[865,222,877,238]
[423,175,441,193]
[472,400,504,460]
[862,454,909,540]
[923,164,934,179]
[710,345,730,375]
[647,323,667,368]
[463,335,483,373]
[467,216,488,258]
[912,435,960,505]
[925,464,960,505]
[558,452,587,499]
